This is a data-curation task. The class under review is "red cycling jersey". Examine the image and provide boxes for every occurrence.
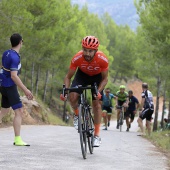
[70,50,108,76]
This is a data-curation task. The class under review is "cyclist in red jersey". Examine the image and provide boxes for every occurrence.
[61,36,109,147]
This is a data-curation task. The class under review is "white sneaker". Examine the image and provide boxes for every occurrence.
[73,115,78,130]
[93,136,101,147]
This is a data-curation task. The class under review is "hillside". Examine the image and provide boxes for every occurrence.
[0,96,65,127]
[71,0,139,30]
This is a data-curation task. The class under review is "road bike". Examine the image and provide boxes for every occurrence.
[117,106,124,132]
[62,83,98,159]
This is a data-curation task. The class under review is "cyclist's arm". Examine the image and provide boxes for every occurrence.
[125,93,129,104]
[125,97,129,105]
[112,95,116,106]
[123,97,129,107]
[64,69,76,88]
[115,96,118,106]
[98,70,108,93]
[115,96,118,102]
[112,94,117,100]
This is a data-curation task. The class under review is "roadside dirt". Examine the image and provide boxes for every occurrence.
[147,137,170,168]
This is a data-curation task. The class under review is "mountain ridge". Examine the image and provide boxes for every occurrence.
[72,0,139,30]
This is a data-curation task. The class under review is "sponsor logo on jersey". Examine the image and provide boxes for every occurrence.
[6,52,10,57]
[98,54,108,63]
[72,55,82,63]
[81,64,100,71]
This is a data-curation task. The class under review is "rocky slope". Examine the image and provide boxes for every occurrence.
[0,96,49,127]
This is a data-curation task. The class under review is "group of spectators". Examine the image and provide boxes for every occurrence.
[102,83,154,135]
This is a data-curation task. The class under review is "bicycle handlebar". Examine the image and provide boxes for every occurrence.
[116,105,125,109]
[62,83,98,97]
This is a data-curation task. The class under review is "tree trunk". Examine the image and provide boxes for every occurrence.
[35,64,40,97]
[160,88,166,129]
[123,77,128,83]
[23,60,27,84]
[31,62,35,93]
[168,98,170,120]
[113,71,119,83]
[43,70,49,102]
[120,74,123,82]
[153,76,161,131]
[49,68,55,105]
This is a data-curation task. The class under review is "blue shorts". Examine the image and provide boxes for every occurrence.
[0,85,22,110]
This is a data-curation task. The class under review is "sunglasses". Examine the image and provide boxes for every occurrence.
[106,91,110,93]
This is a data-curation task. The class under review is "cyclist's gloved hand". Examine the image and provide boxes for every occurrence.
[97,92,102,100]
[60,94,67,101]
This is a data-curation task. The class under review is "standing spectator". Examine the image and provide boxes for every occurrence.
[125,90,139,132]
[102,88,116,130]
[0,33,33,146]
[137,83,154,136]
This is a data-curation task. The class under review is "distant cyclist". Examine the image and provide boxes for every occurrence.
[60,36,109,147]
[102,88,116,130]
[115,85,128,129]
[125,90,139,132]
[137,83,154,136]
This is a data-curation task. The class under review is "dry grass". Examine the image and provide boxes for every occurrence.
[145,130,170,168]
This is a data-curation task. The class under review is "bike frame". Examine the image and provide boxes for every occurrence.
[62,83,98,159]
[117,106,124,132]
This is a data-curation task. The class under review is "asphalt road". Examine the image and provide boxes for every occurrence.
[0,119,169,170]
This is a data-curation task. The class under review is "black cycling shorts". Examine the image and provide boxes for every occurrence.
[102,106,112,114]
[139,108,154,121]
[70,69,103,100]
[0,85,22,110]
[125,110,135,120]
[118,100,126,107]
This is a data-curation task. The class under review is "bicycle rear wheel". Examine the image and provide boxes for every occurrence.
[87,110,94,154]
[78,104,87,159]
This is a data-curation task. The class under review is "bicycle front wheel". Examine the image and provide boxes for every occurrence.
[87,110,94,154]
[119,112,123,132]
[78,104,87,159]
